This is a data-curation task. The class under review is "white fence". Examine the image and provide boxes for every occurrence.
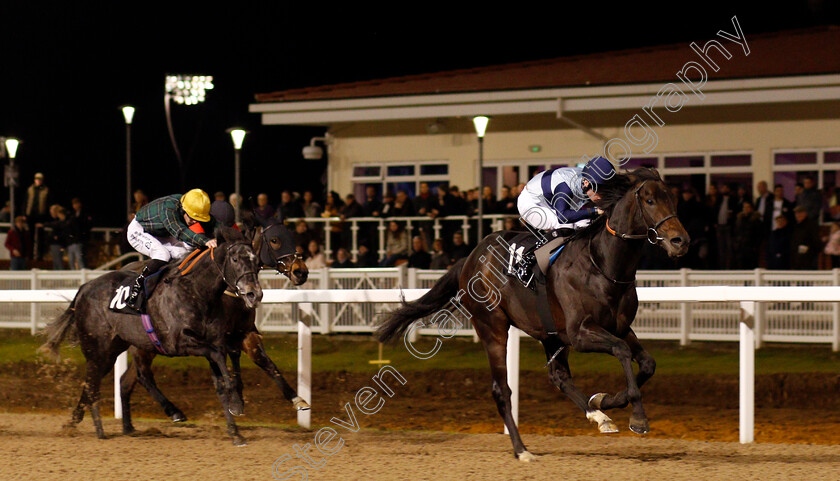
[2,267,840,350]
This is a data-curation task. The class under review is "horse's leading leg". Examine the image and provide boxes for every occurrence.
[84,359,107,439]
[541,338,618,434]
[476,323,535,462]
[571,315,650,434]
[588,329,654,434]
[241,331,309,410]
[136,348,187,422]
[208,359,246,446]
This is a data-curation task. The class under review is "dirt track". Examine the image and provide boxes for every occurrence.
[2,362,840,479]
[2,412,839,481]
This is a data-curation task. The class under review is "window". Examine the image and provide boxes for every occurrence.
[351,162,449,207]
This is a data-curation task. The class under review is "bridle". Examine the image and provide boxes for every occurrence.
[210,241,261,296]
[258,226,303,277]
[589,179,678,285]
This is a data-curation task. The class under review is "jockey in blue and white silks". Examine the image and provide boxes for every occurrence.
[517,156,616,231]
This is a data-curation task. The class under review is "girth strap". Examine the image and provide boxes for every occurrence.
[140,314,166,355]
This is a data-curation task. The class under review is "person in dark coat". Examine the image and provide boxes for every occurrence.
[355,244,378,268]
[677,187,710,269]
[496,185,518,215]
[275,190,304,222]
[766,215,792,269]
[407,236,432,269]
[292,220,314,253]
[5,216,31,270]
[754,181,774,231]
[447,230,472,267]
[732,201,764,269]
[790,206,822,269]
[332,248,356,268]
[39,205,72,270]
[391,190,414,217]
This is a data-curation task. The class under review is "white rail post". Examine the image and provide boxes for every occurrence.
[298,317,312,429]
[504,325,520,434]
[833,269,840,352]
[377,219,387,261]
[754,269,764,349]
[324,219,333,261]
[679,268,691,346]
[319,268,331,334]
[113,351,128,418]
[30,270,38,335]
[350,219,359,262]
[739,301,756,444]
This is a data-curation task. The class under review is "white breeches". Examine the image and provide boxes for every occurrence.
[127,218,194,262]
[517,192,591,231]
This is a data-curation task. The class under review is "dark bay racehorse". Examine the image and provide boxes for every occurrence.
[119,221,309,445]
[41,227,263,443]
[377,168,689,461]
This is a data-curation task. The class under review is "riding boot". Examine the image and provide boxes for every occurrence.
[127,259,167,311]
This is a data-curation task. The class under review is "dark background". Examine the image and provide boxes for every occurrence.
[0,1,837,226]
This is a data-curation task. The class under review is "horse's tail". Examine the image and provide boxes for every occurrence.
[39,294,79,361]
[376,257,466,343]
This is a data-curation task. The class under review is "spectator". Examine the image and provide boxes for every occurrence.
[26,172,50,260]
[414,182,437,217]
[332,248,356,268]
[825,187,840,223]
[502,216,521,231]
[301,190,323,236]
[823,222,840,268]
[732,201,763,269]
[39,204,71,270]
[67,198,93,269]
[392,190,414,217]
[408,236,431,269]
[228,193,242,213]
[213,191,226,202]
[292,220,314,252]
[210,199,236,228]
[132,189,149,215]
[254,193,275,225]
[322,191,344,251]
[497,185,518,215]
[754,181,773,230]
[481,185,497,214]
[339,194,363,250]
[5,216,31,270]
[770,184,794,229]
[678,187,710,269]
[446,186,467,215]
[380,191,395,217]
[0,201,10,223]
[379,221,409,266]
[356,244,378,268]
[362,186,383,217]
[429,238,449,269]
[766,215,792,269]
[448,230,471,267]
[713,183,736,269]
[276,190,304,221]
[304,240,327,270]
[796,177,821,221]
[790,206,821,269]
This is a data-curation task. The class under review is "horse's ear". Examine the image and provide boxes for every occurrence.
[240,209,257,240]
[216,225,245,244]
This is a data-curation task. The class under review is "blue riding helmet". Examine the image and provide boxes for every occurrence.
[582,156,616,185]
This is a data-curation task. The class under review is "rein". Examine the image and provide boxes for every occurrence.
[591,180,677,285]
[178,242,259,297]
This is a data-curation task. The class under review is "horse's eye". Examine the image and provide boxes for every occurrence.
[232,256,239,262]
[646,199,654,205]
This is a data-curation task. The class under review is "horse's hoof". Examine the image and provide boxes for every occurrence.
[123,426,136,435]
[292,396,311,411]
[629,415,650,435]
[517,451,537,462]
[588,393,608,411]
[229,407,244,417]
[232,436,248,447]
[171,412,187,423]
[586,409,619,434]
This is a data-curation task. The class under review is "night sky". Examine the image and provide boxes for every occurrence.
[0,2,837,226]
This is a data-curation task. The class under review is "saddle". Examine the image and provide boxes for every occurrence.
[108,269,165,315]
[506,228,573,289]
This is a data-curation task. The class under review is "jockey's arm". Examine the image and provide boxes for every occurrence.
[161,205,211,247]
[549,183,599,224]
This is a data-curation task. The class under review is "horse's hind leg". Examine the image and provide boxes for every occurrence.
[83,359,107,439]
[588,330,654,434]
[208,359,246,446]
[242,331,309,410]
[476,323,535,462]
[571,317,650,435]
[541,338,618,434]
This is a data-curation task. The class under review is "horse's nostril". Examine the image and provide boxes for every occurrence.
[293,269,303,277]
[245,292,256,302]
[670,236,684,246]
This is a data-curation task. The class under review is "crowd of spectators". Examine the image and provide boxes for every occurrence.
[243,178,840,272]
[2,173,93,270]
[6,174,840,272]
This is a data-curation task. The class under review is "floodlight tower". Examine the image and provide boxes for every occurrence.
[164,75,214,188]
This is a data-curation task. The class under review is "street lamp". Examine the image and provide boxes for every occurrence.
[227,128,248,225]
[4,138,20,221]
[473,116,489,241]
[164,75,214,189]
[121,106,135,218]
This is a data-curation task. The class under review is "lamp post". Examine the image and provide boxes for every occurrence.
[4,138,19,221]
[121,106,135,218]
[473,116,489,241]
[164,75,214,190]
[227,128,247,225]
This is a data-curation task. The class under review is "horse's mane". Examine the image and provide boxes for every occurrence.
[572,167,663,240]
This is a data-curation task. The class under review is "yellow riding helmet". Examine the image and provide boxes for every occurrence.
[180,189,211,222]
